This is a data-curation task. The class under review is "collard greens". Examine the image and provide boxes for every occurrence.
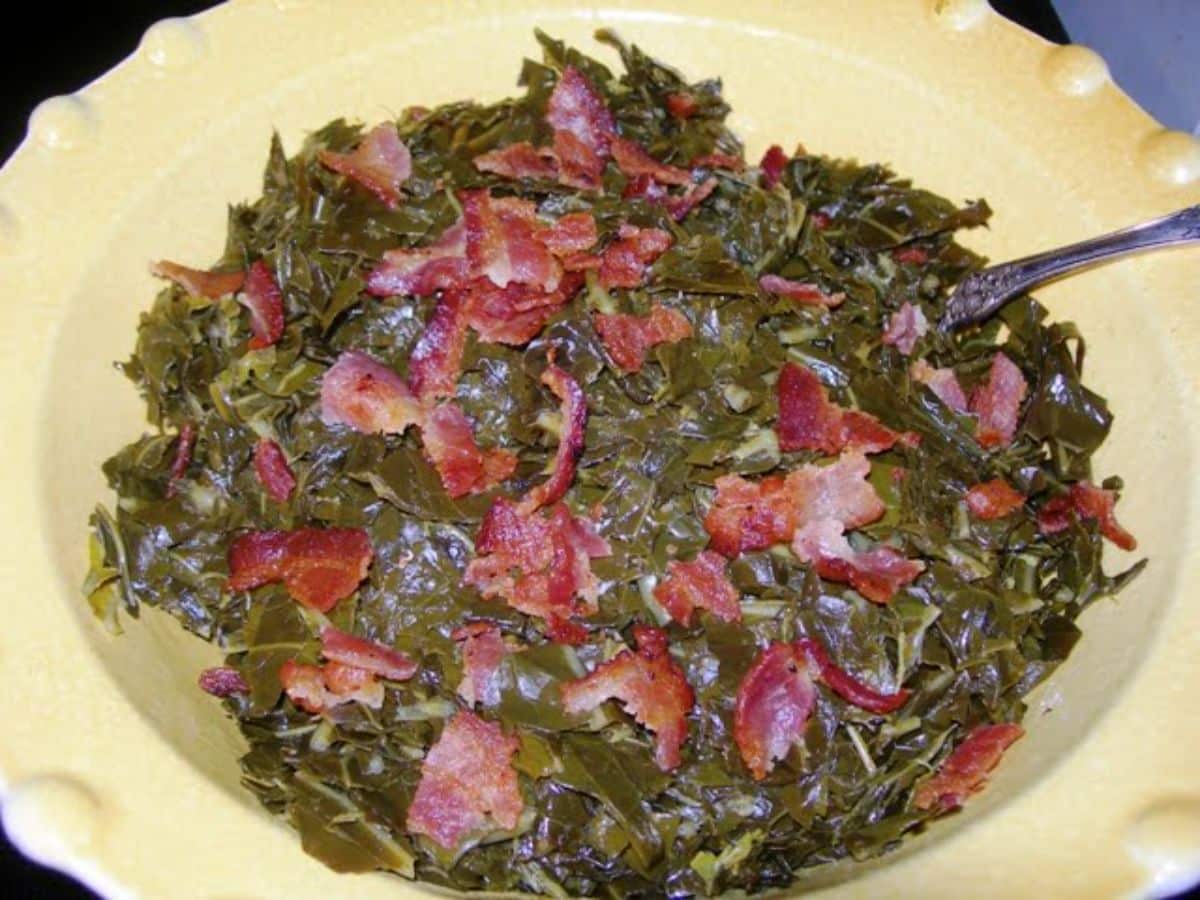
[86,31,1143,898]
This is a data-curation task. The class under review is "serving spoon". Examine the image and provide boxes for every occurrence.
[939,204,1200,331]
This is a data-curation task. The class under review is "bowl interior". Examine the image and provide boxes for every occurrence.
[31,4,1191,895]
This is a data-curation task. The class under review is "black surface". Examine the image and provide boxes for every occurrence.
[0,3,1191,900]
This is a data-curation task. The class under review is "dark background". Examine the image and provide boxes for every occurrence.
[0,2,1189,899]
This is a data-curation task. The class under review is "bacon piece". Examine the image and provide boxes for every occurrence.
[1037,481,1137,551]
[969,353,1028,448]
[791,519,924,603]
[759,274,845,308]
[777,362,903,455]
[473,141,559,181]
[452,622,511,707]
[691,152,744,171]
[892,245,930,265]
[227,527,373,612]
[320,625,417,681]
[461,271,585,346]
[881,302,929,356]
[317,123,411,208]
[759,144,788,189]
[705,451,884,557]
[533,212,598,257]
[408,289,470,402]
[464,499,610,639]
[279,661,332,713]
[552,129,606,191]
[241,260,285,350]
[653,550,741,626]
[663,176,719,222]
[421,403,517,498]
[561,625,694,771]
[279,658,385,714]
[594,304,693,374]
[166,423,196,498]
[622,173,669,204]
[911,359,970,413]
[665,92,698,119]
[406,711,523,849]
[913,723,1024,811]
[320,351,422,435]
[517,363,586,513]
[462,190,561,292]
[198,666,248,697]
[366,218,470,298]
[150,260,245,299]
[546,66,615,161]
[610,136,692,186]
[254,439,296,503]
[965,479,1025,520]
[598,224,673,289]
[735,639,909,779]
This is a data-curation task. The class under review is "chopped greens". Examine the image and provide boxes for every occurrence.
[85,30,1142,897]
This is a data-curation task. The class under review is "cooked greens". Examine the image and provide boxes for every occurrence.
[85,31,1142,897]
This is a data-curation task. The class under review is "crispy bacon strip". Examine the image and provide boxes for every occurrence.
[881,302,929,356]
[593,303,693,373]
[150,260,245,298]
[421,403,518,499]
[452,622,512,708]
[791,519,924,603]
[759,274,845,308]
[464,499,610,641]
[462,190,561,292]
[227,527,373,612]
[198,666,248,698]
[759,144,788,189]
[407,289,471,402]
[241,260,285,350]
[552,129,606,191]
[533,212,598,257]
[777,362,904,455]
[913,723,1024,811]
[546,66,615,161]
[911,359,970,413]
[321,351,423,435]
[970,353,1028,448]
[610,136,692,186]
[796,638,911,715]
[320,626,417,681]
[561,626,694,771]
[317,123,412,208]
[462,271,585,346]
[691,152,745,171]
[366,218,470,298]
[473,142,559,181]
[598,224,673,289]
[166,423,196,498]
[705,451,885,557]
[406,711,523,850]
[254,439,296,503]
[517,362,586,513]
[278,628,415,715]
[1037,481,1137,551]
[653,550,741,626]
[965,479,1025,520]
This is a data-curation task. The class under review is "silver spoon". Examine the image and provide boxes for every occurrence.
[939,204,1200,331]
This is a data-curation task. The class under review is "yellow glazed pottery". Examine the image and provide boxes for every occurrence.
[0,1,1197,897]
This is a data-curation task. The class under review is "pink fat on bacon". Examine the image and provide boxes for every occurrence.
[560,626,694,771]
[913,723,1024,811]
[227,527,373,612]
[452,622,513,708]
[653,550,741,626]
[791,519,924,603]
[594,303,692,374]
[317,123,412,208]
[759,274,845,308]
[253,439,296,503]
[777,362,905,455]
[881,302,929,356]
[546,65,615,162]
[969,353,1028,448]
[320,351,423,435]
[150,260,245,298]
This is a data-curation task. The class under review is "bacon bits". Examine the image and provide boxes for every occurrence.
[517,362,587,514]
[653,550,741,626]
[735,639,910,779]
[881,302,929,356]
[198,666,249,697]
[911,359,970,413]
[406,711,523,850]
[1037,480,1137,551]
[150,260,245,298]
[610,136,691,186]
[253,439,296,503]
[777,362,903,455]
[594,303,693,374]
[759,144,789,189]
[240,260,285,350]
[965,479,1025,520]
[598,224,673,290]
[407,290,470,402]
[227,527,373,612]
[758,274,845,308]
[279,627,415,715]
[913,723,1024,811]
[464,499,611,641]
[665,92,698,119]
[317,123,412,208]
[452,622,512,708]
[473,142,559,181]
[969,353,1028,448]
[461,271,585,346]
[560,626,694,771]
[791,519,924,603]
[166,423,196,498]
[546,66,616,161]
[366,218,470,298]
[420,403,518,498]
[320,625,418,681]
[534,211,598,257]
[320,351,422,435]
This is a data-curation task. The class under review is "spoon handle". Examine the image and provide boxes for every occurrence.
[940,204,1200,330]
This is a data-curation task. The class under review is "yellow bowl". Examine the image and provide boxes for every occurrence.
[1,1,1198,897]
